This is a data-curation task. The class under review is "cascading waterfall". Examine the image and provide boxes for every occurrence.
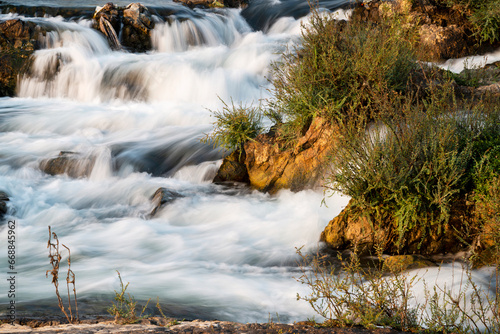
[1,1,498,326]
[0,5,351,323]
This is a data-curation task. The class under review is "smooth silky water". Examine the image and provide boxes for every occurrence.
[0,0,497,324]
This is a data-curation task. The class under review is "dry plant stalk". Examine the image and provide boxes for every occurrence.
[46,226,79,323]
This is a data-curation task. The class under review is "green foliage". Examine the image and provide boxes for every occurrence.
[108,271,150,324]
[470,1,500,44]
[441,0,500,44]
[202,99,262,152]
[269,8,416,141]
[329,98,475,249]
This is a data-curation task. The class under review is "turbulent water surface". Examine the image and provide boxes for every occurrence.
[0,0,355,322]
[0,0,498,325]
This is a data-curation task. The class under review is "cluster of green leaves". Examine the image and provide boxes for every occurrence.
[329,79,500,251]
[203,99,262,152]
[268,9,416,141]
[441,0,500,44]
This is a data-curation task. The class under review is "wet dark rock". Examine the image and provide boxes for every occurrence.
[149,187,184,217]
[0,19,45,96]
[0,4,94,20]
[121,3,155,52]
[213,150,249,184]
[0,191,9,218]
[93,2,122,50]
[39,151,96,178]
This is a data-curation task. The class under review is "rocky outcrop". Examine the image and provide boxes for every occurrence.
[418,24,468,61]
[93,2,121,49]
[149,187,184,217]
[121,3,155,52]
[0,19,45,96]
[352,0,498,61]
[40,151,96,178]
[92,3,155,52]
[320,200,471,256]
[0,191,9,218]
[214,117,337,194]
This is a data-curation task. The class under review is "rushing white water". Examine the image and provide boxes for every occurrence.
[0,8,353,323]
[438,48,500,73]
[1,4,497,326]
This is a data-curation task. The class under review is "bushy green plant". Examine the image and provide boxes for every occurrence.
[268,7,416,141]
[441,0,500,44]
[202,100,263,152]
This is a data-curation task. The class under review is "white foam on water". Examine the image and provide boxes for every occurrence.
[437,47,500,73]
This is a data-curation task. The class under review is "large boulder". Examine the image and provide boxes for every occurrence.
[40,151,96,178]
[352,0,494,61]
[243,117,336,193]
[121,3,155,52]
[0,19,45,96]
[419,24,468,61]
[320,200,471,255]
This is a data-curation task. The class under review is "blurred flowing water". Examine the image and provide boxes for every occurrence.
[0,0,354,322]
[0,0,497,325]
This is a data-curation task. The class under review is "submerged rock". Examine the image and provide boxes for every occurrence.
[39,151,96,178]
[149,187,184,217]
[0,19,45,96]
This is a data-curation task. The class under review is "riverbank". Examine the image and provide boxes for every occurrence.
[1,318,411,333]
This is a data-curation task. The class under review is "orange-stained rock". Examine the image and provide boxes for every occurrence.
[243,117,337,193]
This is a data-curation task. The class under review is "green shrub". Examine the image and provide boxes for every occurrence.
[441,0,500,44]
[202,100,262,152]
[269,8,416,141]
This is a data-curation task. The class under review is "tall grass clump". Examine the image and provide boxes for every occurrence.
[202,100,262,153]
[269,8,417,141]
